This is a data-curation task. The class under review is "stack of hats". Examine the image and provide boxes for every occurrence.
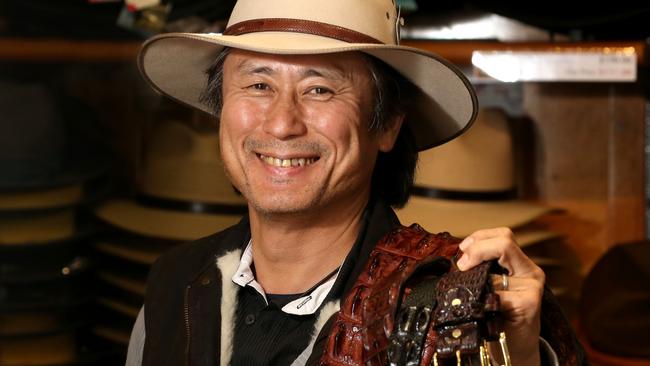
[0,81,111,364]
[396,107,582,316]
[91,119,247,354]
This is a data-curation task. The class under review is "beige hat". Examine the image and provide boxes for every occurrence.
[0,185,82,212]
[138,0,478,151]
[95,121,246,241]
[396,108,554,237]
[1,210,76,245]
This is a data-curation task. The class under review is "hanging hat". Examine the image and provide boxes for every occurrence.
[137,0,478,151]
[396,107,554,237]
[94,121,246,241]
[0,80,111,196]
[580,241,650,358]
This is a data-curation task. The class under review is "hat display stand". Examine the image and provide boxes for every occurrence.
[397,107,582,317]
[0,81,114,365]
[91,119,247,357]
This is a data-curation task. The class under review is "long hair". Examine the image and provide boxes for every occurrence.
[200,48,418,208]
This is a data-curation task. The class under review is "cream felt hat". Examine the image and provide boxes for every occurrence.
[396,108,554,237]
[138,0,478,151]
[94,121,246,241]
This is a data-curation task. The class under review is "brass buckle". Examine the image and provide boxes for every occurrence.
[431,332,512,366]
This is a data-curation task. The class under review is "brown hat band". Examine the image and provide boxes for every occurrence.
[223,18,383,45]
[411,186,518,202]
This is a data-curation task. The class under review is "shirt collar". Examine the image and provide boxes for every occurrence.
[231,240,341,315]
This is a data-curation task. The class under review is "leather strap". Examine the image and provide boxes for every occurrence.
[432,261,501,360]
[223,18,383,44]
[319,224,460,365]
[319,224,505,365]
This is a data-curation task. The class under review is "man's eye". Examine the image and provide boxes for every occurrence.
[309,87,332,95]
[250,83,270,90]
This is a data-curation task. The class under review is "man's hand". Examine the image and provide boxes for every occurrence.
[456,227,544,366]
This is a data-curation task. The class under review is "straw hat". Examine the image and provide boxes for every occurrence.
[94,121,246,241]
[396,108,553,237]
[138,0,478,151]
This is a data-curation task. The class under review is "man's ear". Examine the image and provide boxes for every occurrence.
[378,114,405,152]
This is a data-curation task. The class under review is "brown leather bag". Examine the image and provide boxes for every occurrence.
[319,224,504,366]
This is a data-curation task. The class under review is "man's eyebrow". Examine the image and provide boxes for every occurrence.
[236,59,350,80]
[302,66,349,81]
[236,60,274,75]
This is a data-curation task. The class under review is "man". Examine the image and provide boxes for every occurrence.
[128,0,586,365]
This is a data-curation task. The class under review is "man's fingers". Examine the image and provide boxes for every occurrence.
[491,274,545,294]
[457,235,540,278]
[459,227,515,247]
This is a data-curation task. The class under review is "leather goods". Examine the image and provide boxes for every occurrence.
[430,260,503,365]
[320,223,506,365]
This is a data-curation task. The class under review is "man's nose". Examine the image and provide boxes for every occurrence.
[262,93,307,139]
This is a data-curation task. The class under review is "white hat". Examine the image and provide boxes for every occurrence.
[137,0,478,150]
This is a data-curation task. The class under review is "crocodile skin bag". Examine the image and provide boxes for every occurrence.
[320,224,508,366]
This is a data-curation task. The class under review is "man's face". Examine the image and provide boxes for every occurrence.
[219,49,400,216]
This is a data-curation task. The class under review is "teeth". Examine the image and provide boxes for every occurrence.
[259,154,316,167]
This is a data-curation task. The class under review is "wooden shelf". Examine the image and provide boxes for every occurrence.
[2,37,646,66]
[0,38,142,61]
[402,40,648,66]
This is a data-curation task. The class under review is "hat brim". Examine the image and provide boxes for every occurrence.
[94,199,243,241]
[396,196,555,238]
[95,240,163,265]
[0,176,112,215]
[138,32,478,151]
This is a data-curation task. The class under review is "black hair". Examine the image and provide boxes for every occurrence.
[200,48,418,208]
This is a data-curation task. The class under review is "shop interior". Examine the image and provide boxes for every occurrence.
[1,1,649,365]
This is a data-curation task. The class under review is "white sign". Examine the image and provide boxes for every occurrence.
[471,49,637,82]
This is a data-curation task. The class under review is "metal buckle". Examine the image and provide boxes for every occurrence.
[431,332,512,366]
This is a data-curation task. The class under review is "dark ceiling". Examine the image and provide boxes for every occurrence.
[1,1,649,41]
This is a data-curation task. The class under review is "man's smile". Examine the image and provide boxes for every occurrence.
[257,153,319,168]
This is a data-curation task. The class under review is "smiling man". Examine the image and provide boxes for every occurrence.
[127,1,586,365]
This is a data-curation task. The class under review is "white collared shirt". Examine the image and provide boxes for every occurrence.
[231,240,341,315]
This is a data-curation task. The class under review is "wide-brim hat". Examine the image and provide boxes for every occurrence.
[95,200,243,241]
[0,208,101,247]
[94,121,246,241]
[580,241,650,358]
[397,108,555,237]
[138,0,478,151]
[0,80,111,192]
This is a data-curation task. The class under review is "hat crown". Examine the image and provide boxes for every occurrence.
[227,0,400,45]
[416,108,514,191]
[139,121,245,205]
[0,82,65,186]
